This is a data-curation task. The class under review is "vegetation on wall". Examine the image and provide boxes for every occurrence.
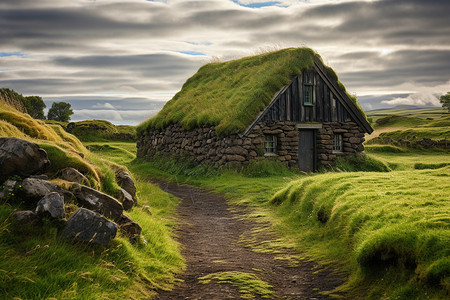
[138,47,366,137]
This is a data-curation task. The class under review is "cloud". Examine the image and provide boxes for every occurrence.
[92,102,116,109]
[0,0,449,124]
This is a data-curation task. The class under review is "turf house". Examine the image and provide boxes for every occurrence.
[137,48,373,172]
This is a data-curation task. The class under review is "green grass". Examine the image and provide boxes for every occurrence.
[198,271,273,299]
[0,107,184,298]
[67,120,136,142]
[130,150,449,299]
[138,47,364,137]
[0,177,184,299]
[366,150,450,170]
[379,127,450,140]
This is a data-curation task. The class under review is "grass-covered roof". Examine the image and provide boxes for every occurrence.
[138,48,360,137]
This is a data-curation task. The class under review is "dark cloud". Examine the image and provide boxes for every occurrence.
[0,0,449,123]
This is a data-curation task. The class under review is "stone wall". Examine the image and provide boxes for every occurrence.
[137,119,365,169]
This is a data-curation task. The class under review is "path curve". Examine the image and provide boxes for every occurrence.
[153,180,343,299]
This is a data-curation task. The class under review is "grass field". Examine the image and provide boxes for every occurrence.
[101,141,449,300]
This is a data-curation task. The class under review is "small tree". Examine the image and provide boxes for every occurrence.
[47,101,74,122]
[440,92,450,112]
[22,96,46,119]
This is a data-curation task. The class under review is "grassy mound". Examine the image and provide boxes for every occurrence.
[138,47,364,137]
[0,108,184,298]
[269,167,450,298]
[66,120,136,142]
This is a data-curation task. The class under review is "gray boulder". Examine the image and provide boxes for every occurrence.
[118,188,134,211]
[58,167,88,184]
[70,184,123,221]
[116,214,142,243]
[21,177,73,204]
[115,171,137,203]
[0,137,50,183]
[62,208,117,246]
[35,192,65,219]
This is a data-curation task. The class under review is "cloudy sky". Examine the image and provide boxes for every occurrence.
[1,0,449,125]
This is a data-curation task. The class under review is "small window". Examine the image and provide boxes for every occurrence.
[303,83,314,106]
[333,134,343,153]
[264,135,277,155]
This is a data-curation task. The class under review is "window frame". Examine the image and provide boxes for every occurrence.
[264,135,277,155]
[332,134,343,153]
[303,83,314,106]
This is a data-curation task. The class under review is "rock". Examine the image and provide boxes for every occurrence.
[58,167,87,184]
[142,205,152,215]
[35,192,65,219]
[70,184,123,221]
[21,178,73,204]
[0,137,50,183]
[29,174,49,180]
[61,208,117,246]
[11,210,39,225]
[0,179,19,200]
[116,214,142,243]
[118,188,134,211]
[115,171,137,202]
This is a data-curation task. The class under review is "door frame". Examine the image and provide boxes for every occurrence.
[296,124,321,172]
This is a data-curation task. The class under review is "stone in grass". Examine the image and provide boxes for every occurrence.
[21,177,73,204]
[118,188,134,211]
[11,210,39,226]
[58,167,88,184]
[115,171,137,203]
[70,183,123,221]
[0,137,50,183]
[62,208,117,246]
[116,214,142,243]
[35,192,65,219]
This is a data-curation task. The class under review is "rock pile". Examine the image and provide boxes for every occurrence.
[0,137,142,246]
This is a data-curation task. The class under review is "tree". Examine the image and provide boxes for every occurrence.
[440,92,450,112]
[47,101,74,122]
[22,96,46,119]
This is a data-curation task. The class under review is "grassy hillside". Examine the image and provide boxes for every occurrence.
[128,149,449,299]
[0,105,183,299]
[138,47,364,137]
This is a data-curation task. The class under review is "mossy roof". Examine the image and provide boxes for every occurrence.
[138,47,366,137]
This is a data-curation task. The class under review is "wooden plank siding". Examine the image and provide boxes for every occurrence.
[261,69,348,123]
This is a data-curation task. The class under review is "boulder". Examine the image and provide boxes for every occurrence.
[116,214,142,243]
[0,137,50,183]
[70,184,123,220]
[35,192,65,219]
[11,210,39,225]
[118,188,134,211]
[20,178,73,204]
[58,167,88,184]
[115,171,137,202]
[61,208,117,246]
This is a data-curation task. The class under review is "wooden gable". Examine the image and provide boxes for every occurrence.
[244,57,373,135]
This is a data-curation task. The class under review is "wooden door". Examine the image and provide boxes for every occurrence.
[298,130,316,172]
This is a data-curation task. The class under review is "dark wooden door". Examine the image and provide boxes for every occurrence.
[298,130,316,172]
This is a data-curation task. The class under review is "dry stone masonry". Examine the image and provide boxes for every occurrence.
[137,119,365,169]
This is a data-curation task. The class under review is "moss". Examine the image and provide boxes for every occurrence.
[138,47,366,137]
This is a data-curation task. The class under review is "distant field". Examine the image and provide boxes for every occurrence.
[367,108,447,122]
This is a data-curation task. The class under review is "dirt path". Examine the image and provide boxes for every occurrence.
[153,180,344,299]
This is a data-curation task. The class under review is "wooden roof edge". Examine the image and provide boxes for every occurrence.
[242,83,291,137]
[313,57,373,134]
